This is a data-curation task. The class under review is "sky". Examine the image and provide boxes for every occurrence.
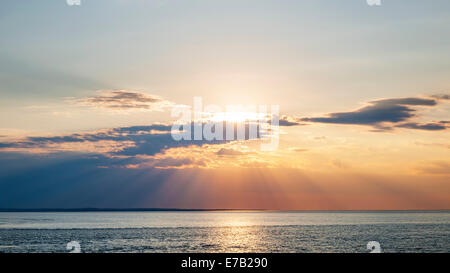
[0,0,449,210]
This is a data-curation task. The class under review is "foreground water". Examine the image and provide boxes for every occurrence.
[0,211,449,252]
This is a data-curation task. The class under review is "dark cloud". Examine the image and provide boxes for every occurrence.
[396,122,448,131]
[278,116,304,126]
[302,97,435,125]
[278,119,300,126]
[0,143,15,148]
[76,90,173,110]
[0,122,267,157]
[0,152,171,208]
[0,122,268,209]
[0,124,199,156]
[0,122,245,208]
[375,98,437,106]
[301,96,447,131]
[268,115,304,127]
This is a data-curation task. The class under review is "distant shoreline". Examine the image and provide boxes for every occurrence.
[0,208,448,213]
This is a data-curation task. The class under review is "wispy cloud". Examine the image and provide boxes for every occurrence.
[431,94,450,100]
[415,142,450,149]
[416,161,450,175]
[73,90,174,111]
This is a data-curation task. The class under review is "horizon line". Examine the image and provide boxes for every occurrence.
[0,208,449,213]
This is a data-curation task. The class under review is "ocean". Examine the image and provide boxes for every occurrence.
[0,211,449,253]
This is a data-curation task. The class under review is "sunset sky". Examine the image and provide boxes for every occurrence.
[0,0,449,210]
